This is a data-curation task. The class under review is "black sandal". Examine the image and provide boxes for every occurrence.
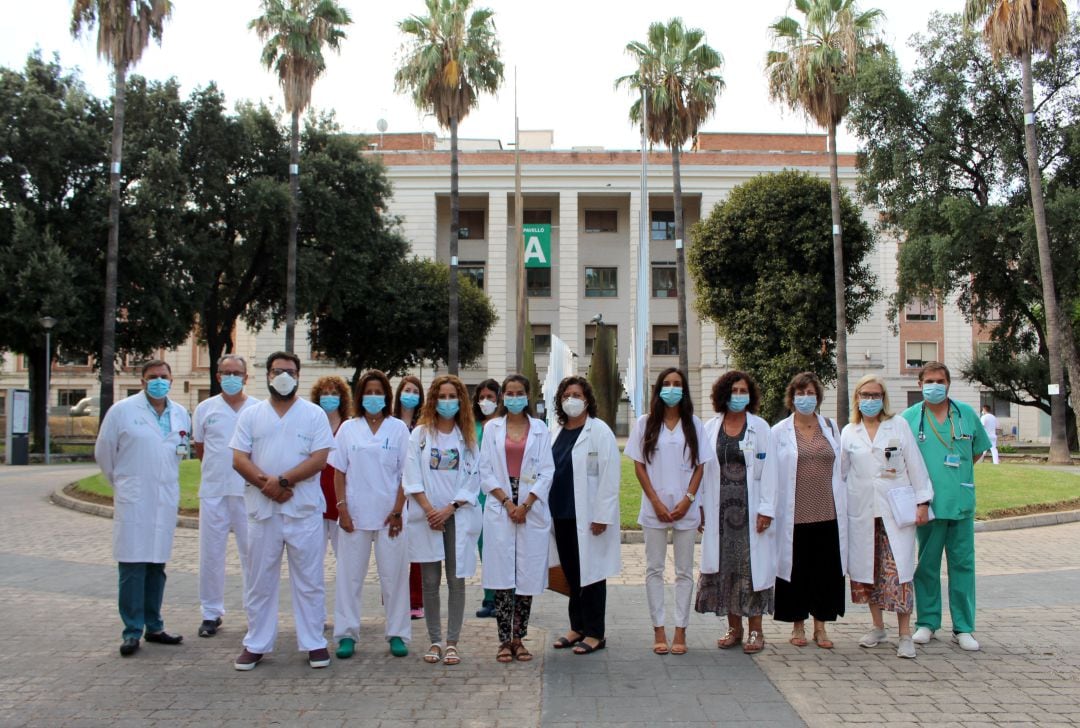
[553,634,583,649]
[573,638,606,655]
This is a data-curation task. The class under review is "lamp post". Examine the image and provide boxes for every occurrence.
[40,317,57,465]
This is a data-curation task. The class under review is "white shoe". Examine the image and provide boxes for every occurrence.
[953,632,980,651]
[896,636,916,659]
[858,627,887,648]
[911,626,934,644]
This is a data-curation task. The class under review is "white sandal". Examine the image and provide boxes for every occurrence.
[423,643,443,664]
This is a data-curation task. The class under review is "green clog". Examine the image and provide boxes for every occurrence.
[389,636,408,657]
[335,637,355,659]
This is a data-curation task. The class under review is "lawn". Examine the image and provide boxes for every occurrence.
[75,459,203,513]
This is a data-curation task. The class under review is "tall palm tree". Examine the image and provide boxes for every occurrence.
[766,0,883,425]
[251,0,351,352]
[71,0,171,422]
[965,0,1073,464]
[618,19,724,385]
[395,0,503,375]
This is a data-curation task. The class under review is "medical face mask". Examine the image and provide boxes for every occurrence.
[562,397,587,418]
[793,394,818,415]
[478,399,498,417]
[858,398,884,418]
[728,393,750,413]
[269,371,297,397]
[504,395,528,414]
[320,395,341,412]
[146,378,171,400]
[436,398,460,419]
[659,386,683,407]
[361,395,384,415]
[922,382,947,404]
[220,374,244,396]
[400,392,421,410]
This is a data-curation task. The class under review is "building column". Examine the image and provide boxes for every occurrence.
[558,191,580,373]
[486,191,510,377]
[695,192,725,408]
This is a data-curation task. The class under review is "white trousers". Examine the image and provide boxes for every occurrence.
[333,527,411,643]
[978,437,1000,465]
[198,495,249,620]
[644,527,696,629]
[243,513,327,654]
[322,518,339,623]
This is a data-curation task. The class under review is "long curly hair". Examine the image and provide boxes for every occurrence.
[309,375,351,420]
[640,367,699,467]
[416,374,476,450]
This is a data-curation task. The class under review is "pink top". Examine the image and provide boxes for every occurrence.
[505,427,528,479]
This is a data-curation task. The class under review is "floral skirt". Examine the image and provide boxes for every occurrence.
[850,518,913,614]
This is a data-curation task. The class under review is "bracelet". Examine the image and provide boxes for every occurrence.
[336,500,347,507]
[502,497,511,507]
[523,501,532,511]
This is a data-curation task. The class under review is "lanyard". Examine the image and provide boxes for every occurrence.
[918,400,965,448]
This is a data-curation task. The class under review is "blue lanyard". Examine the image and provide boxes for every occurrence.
[918,400,966,443]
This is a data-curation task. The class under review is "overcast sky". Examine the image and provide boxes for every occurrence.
[2,0,947,151]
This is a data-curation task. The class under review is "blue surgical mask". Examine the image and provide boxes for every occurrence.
[146,378,171,400]
[504,395,528,414]
[319,395,341,412]
[659,386,683,407]
[220,374,244,396]
[922,383,947,405]
[361,395,385,415]
[859,398,884,418]
[728,393,750,413]
[793,394,818,415]
[436,398,460,419]
[400,392,420,410]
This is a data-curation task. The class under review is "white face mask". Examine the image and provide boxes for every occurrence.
[562,397,587,418]
[478,399,498,416]
[270,371,297,396]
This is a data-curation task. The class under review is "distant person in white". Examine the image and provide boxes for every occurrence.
[229,351,335,671]
[978,405,1000,465]
[192,353,259,638]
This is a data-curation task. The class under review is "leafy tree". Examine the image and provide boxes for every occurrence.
[765,0,883,424]
[250,0,352,352]
[395,0,504,375]
[688,170,878,423]
[617,18,724,385]
[70,0,172,421]
[587,323,621,429]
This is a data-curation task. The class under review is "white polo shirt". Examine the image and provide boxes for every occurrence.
[625,413,714,531]
[327,416,410,530]
[193,394,260,499]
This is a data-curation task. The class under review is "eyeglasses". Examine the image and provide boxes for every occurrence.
[269,368,298,376]
[858,392,884,401]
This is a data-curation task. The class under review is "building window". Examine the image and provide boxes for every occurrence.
[584,324,618,356]
[458,210,485,240]
[905,341,938,369]
[460,262,485,290]
[980,392,1011,418]
[584,267,618,297]
[904,296,937,321]
[652,264,677,298]
[56,348,91,367]
[527,267,551,297]
[532,324,551,354]
[584,210,617,233]
[906,390,923,408]
[198,388,213,404]
[57,389,87,407]
[651,210,675,240]
[523,209,552,224]
[126,388,142,398]
[195,344,212,369]
[651,325,679,356]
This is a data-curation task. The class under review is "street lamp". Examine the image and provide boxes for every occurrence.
[40,316,56,465]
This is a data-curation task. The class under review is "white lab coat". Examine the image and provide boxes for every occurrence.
[547,417,622,587]
[479,416,556,596]
[699,413,778,592]
[94,393,191,563]
[841,416,933,584]
[772,414,848,581]
[402,423,482,579]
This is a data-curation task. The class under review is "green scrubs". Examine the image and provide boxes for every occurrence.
[901,399,991,634]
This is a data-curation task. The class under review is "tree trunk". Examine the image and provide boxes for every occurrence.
[285,108,300,352]
[672,143,690,388]
[99,61,126,424]
[448,114,460,375]
[828,121,850,425]
[1020,51,1070,464]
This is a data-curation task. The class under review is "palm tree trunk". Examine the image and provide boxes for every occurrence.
[448,114,460,375]
[828,120,849,425]
[672,143,690,385]
[99,60,126,424]
[1021,50,1070,464]
[285,108,300,352]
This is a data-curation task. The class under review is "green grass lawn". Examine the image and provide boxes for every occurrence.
[75,459,203,512]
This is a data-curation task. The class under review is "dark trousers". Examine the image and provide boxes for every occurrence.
[118,562,167,641]
[774,519,845,623]
[409,562,423,610]
[552,518,607,640]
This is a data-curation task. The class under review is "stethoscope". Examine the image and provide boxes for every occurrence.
[917,399,967,443]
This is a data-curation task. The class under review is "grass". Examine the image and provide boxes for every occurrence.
[75,459,203,513]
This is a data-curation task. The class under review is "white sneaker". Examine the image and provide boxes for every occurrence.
[859,627,887,648]
[896,636,916,659]
[953,632,980,651]
[911,626,934,644]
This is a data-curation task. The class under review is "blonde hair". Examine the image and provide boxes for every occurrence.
[416,374,477,450]
[851,374,893,424]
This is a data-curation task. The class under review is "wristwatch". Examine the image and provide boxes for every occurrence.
[452,501,462,510]
[278,476,291,489]
[684,491,697,503]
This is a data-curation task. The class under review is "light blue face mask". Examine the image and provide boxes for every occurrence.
[793,394,818,415]
[436,398,460,419]
[220,374,244,396]
[503,395,528,415]
[858,398,884,418]
[146,378,171,400]
[361,395,385,415]
[922,383,947,405]
[400,392,421,410]
[728,393,750,413]
[319,395,341,412]
[659,386,683,407]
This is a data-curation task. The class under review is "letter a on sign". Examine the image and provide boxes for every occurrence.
[522,224,552,269]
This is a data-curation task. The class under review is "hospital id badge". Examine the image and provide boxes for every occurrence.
[943,453,961,469]
[176,443,187,457]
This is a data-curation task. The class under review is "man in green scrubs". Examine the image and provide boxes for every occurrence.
[900,362,990,652]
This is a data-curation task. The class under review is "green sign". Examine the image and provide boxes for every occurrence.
[523,224,551,269]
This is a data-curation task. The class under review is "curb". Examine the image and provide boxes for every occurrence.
[973,508,1080,532]
[51,485,199,530]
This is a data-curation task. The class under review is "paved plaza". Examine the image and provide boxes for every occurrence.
[0,464,1078,727]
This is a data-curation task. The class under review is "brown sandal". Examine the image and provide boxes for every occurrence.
[653,641,670,655]
[790,626,808,647]
[496,642,513,663]
[813,628,834,649]
[743,631,765,654]
[511,640,533,662]
[717,627,744,649]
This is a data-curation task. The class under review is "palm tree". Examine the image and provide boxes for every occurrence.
[617,19,724,385]
[71,0,171,421]
[395,0,503,375]
[251,0,351,352]
[766,0,883,425]
[964,0,1073,464]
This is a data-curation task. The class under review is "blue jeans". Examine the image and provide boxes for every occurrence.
[118,562,167,641]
